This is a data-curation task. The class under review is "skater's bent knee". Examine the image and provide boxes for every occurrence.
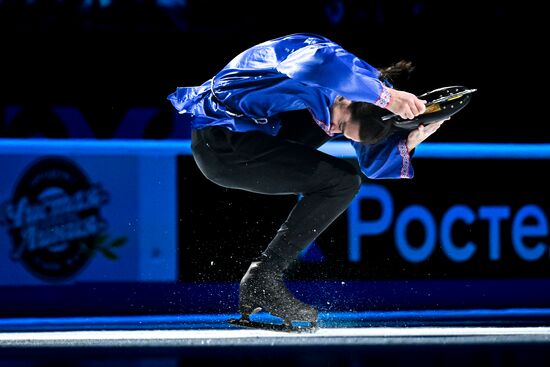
[339,171,362,195]
[321,160,362,195]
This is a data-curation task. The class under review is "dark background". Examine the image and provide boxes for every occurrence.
[0,0,545,143]
[179,155,550,283]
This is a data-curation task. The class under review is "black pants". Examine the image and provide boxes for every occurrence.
[191,110,362,267]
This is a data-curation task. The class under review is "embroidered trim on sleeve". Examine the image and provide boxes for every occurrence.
[374,86,391,108]
[398,138,411,178]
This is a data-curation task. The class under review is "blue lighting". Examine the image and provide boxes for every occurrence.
[1,139,550,159]
[415,143,550,159]
[1,308,550,331]
[319,142,550,159]
[0,139,193,155]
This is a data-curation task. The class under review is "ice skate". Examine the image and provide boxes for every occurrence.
[228,258,318,333]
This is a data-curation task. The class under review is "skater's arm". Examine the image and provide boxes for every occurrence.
[351,133,413,179]
[276,43,426,119]
[276,43,390,108]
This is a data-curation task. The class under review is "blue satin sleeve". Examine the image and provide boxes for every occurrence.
[351,134,414,179]
[276,43,387,104]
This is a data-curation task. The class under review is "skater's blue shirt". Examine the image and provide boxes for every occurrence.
[168,33,413,179]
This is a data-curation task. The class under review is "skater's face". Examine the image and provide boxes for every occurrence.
[329,100,361,142]
[330,118,361,142]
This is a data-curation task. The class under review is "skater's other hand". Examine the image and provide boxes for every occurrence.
[406,118,449,152]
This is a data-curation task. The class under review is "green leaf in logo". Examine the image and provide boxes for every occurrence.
[99,247,118,261]
[109,237,127,249]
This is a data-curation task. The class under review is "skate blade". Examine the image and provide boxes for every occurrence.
[228,317,318,333]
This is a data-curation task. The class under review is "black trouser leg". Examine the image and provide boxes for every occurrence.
[191,121,361,268]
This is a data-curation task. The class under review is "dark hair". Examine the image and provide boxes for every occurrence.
[348,60,415,145]
[377,60,415,86]
[349,101,393,145]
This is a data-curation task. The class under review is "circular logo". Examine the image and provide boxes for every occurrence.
[0,157,109,281]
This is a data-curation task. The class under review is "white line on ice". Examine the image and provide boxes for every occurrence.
[2,327,550,347]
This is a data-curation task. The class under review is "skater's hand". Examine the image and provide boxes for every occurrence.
[406,118,449,152]
[387,88,427,120]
